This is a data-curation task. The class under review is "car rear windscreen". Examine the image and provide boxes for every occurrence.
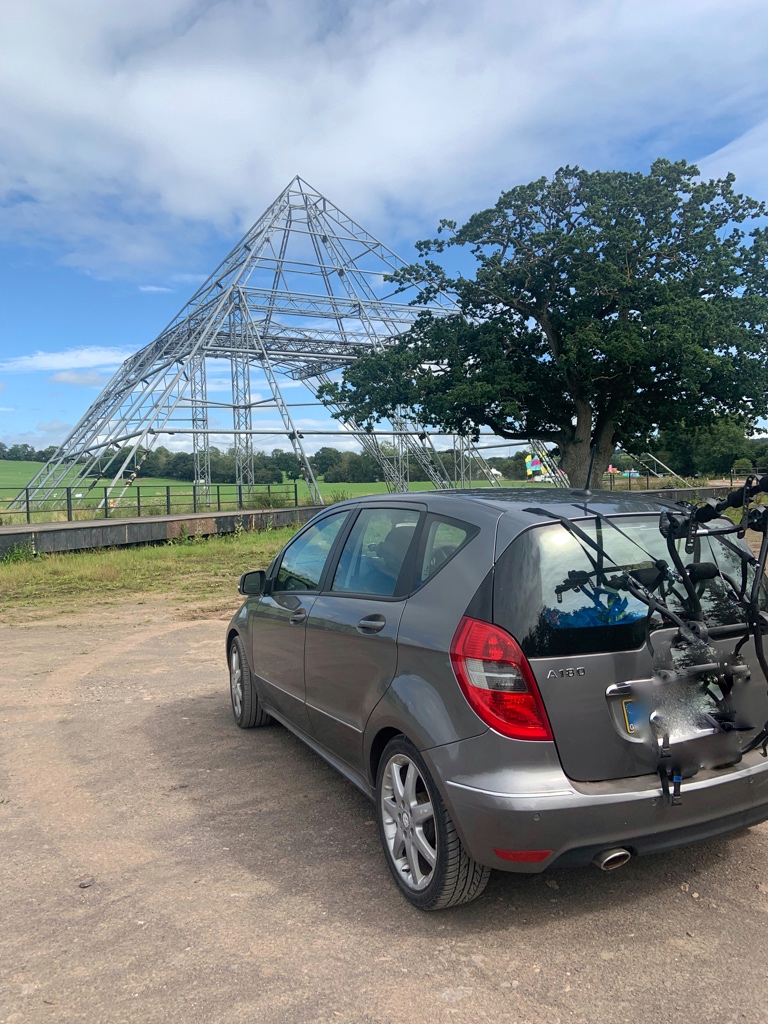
[494,515,767,658]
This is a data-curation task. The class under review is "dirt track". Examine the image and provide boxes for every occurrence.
[2,596,768,1024]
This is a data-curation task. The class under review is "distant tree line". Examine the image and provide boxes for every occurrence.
[0,442,59,463]
[4,419,767,483]
[138,446,303,484]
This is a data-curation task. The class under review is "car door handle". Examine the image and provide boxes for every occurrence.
[356,614,386,634]
[289,610,307,625]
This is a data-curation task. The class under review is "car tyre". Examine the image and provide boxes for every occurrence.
[229,635,271,729]
[376,736,490,910]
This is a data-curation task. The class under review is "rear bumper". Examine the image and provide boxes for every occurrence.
[424,735,768,872]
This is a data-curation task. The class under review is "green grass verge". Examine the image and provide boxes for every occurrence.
[0,526,298,611]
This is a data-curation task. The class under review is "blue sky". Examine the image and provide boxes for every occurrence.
[2,0,768,455]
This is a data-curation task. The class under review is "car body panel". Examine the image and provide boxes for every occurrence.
[530,631,768,783]
[227,487,768,874]
[371,501,503,758]
[305,594,406,772]
[425,730,768,871]
[493,508,768,782]
[250,591,316,732]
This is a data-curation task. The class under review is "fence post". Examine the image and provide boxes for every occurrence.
[628,473,632,491]
[25,487,31,524]
[137,487,141,517]
[294,482,298,506]
[104,487,110,518]
[217,485,221,512]
[193,484,197,514]
[166,486,171,515]
[66,487,73,521]
[646,471,650,490]
[238,484,243,510]
[609,473,613,491]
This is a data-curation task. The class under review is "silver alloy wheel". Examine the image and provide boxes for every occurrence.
[230,645,243,719]
[380,753,437,891]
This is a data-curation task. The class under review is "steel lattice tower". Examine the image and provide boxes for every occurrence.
[19,178,529,510]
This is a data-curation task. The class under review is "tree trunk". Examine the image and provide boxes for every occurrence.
[559,428,615,489]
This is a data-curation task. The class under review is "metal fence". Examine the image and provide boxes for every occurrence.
[0,482,300,525]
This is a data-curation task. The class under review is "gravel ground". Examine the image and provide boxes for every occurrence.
[2,595,768,1024]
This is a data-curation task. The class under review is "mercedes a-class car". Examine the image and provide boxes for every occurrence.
[225,489,768,909]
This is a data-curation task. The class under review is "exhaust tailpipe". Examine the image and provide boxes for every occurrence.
[592,848,631,872]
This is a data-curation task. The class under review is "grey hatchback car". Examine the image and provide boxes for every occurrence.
[226,489,768,909]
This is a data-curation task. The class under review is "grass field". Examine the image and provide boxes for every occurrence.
[2,459,706,526]
[0,461,509,494]
[0,462,517,526]
[0,524,297,611]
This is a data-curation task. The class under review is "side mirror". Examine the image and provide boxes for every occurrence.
[238,570,266,596]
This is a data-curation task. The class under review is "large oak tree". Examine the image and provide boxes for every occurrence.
[320,160,768,487]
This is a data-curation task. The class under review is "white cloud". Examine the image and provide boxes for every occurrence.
[171,272,207,284]
[0,406,15,412]
[0,346,132,372]
[1,0,767,275]
[138,284,173,292]
[699,120,768,202]
[50,370,112,386]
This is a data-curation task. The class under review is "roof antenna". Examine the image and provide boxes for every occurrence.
[571,443,596,500]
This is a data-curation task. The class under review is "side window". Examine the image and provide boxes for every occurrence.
[273,512,348,593]
[332,508,420,597]
[416,515,478,587]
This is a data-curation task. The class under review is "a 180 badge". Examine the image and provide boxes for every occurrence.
[546,667,586,678]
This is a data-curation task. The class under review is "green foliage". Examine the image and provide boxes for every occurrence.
[0,442,57,463]
[733,457,754,473]
[655,417,753,475]
[319,160,768,487]
[270,449,303,480]
[0,526,298,610]
[611,452,636,472]
[310,446,343,476]
[487,451,529,480]
[1,543,34,564]
[323,451,385,483]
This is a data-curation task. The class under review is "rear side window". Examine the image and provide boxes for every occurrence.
[332,508,420,597]
[495,516,768,658]
[415,514,478,587]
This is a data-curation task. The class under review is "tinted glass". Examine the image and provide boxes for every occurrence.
[274,512,348,592]
[495,516,768,658]
[416,515,477,585]
[332,508,420,597]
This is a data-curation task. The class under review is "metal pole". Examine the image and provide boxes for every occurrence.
[66,487,73,521]
[238,484,243,510]
[294,482,298,506]
[166,486,171,515]
[193,484,197,514]
[26,487,31,524]
[104,486,109,518]
[217,484,221,512]
[628,473,632,491]
[137,487,141,517]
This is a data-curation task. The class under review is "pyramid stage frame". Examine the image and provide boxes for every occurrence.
[17,178,562,514]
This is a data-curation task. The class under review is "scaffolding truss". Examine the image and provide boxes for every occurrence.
[18,177,563,511]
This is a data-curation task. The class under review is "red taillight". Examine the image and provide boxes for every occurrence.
[449,616,552,741]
